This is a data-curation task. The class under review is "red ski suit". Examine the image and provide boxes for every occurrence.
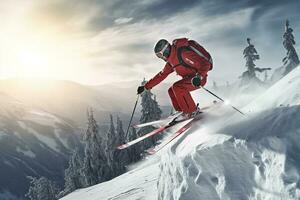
[145,38,212,114]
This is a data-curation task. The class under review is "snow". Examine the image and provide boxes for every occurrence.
[61,66,300,200]
[18,121,60,152]
[26,110,63,127]
[61,156,160,200]
[16,147,36,158]
[0,130,8,139]
[54,127,70,148]
[245,65,300,111]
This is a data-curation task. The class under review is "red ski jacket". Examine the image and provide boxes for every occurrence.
[145,38,212,90]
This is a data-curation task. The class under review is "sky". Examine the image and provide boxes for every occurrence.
[0,0,300,86]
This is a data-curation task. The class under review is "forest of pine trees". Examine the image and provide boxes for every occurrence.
[62,110,130,194]
[26,78,163,199]
[26,177,60,200]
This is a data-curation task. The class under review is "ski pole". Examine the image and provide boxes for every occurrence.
[202,87,245,116]
[125,94,140,140]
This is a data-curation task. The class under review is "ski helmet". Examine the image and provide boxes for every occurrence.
[154,39,171,60]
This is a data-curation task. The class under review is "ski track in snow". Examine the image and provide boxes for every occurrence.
[62,66,300,200]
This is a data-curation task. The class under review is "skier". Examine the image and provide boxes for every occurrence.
[137,38,213,118]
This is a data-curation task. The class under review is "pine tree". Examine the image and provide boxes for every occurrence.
[61,148,84,195]
[82,109,107,186]
[103,115,124,178]
[26,177,60,200]
[115,116,129,171]
[104,115,117,177]
[127,127,142,163]
[241,38,270,85]
[242,38,260,82]
[283,19,299,75]
[138,79,162,149]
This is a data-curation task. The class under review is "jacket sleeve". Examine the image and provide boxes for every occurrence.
[145,63,174,90]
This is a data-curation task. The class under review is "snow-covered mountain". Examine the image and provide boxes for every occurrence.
[0,92,81,200]
[0,79,174,127]
[0,79,133,127]
[61,66,300,200]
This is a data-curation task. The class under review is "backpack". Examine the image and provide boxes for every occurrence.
[177,40,213,72]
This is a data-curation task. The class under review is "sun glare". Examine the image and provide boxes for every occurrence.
[17,49,49,76]
[0,3,86,82]
[224,100,231,105]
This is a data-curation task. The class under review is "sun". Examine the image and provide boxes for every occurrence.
[0,34,52,78]
[17,48,49,77]
[0,15,53,79]
[0,1,92,84]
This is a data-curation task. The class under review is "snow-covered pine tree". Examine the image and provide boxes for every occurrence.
[26,177,60,200]
[283,19,299,75]
[115,116,129,172]
[61,148,84,195]
[82,108,107,186]
[241,38,270,86]
[127,127,143,163]
[241,38,260,83]
[104,115,127,178]
[138,79,162,149]
[104,114,117,178]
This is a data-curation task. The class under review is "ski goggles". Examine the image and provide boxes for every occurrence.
[155,43,169,60]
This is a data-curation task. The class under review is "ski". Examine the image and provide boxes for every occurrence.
[132,101,220,129]
[118,102,220,150]
[117,116,189,150]
[147,117,199,154]
[132,112,182,128]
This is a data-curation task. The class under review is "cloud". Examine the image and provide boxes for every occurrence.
[1,0,300,85]
[83,6,256,84]
[114,17,133,25]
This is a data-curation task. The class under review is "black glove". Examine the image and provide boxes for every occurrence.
[191,75,201,87]
[137,86,145,94]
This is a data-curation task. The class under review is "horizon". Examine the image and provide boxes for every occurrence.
[0,76,241,88]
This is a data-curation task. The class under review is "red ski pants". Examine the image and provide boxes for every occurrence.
[168,77,199,114]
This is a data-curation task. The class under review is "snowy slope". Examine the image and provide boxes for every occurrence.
[245,65,300,111]
[157,108,300,199]
[61,66,300,200]
[157,66,300,199]
[61,157,160,200]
